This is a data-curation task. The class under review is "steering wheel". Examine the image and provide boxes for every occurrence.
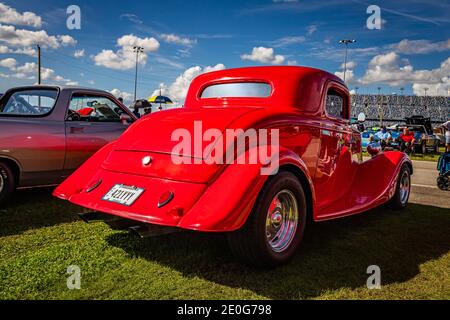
[67,109,81,121]
[12,96,39,114]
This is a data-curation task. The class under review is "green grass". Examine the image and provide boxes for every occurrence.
[0,188,449,300]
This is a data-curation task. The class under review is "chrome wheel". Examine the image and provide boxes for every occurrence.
[265,189,299,253]
[399,170,410,205]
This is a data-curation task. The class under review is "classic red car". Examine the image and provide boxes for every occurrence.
[54,67,412,267]
[0,85,136,204]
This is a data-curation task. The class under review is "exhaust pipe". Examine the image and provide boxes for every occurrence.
[77,211,180,237]
[129,224,180,238]
[76,211,119,223]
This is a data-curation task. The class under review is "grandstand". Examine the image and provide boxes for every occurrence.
[351,94,450,128]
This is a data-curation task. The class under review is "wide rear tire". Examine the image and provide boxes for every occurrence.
[227,171,307,268]
[388,164,411,210]
[0,161,16,205]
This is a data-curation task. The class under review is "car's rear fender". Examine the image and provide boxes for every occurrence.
[53,141,116,200]
[178,147,315,232]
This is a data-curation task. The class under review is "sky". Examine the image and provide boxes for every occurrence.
[0,0,449,104]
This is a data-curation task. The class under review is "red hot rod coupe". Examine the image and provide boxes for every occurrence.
[54,66,413,267]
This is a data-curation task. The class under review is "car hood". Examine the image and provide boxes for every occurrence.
[113,107,261,158]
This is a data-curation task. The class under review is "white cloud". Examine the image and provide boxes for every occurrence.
[335,69,355,83]
[287,60,297,66]
[93,34,160,70]
[4,46,36,56]
[154,56,184,69]
[241,47,285,65]
[160,34,197,46]
[0,57,17,69]
[390,39,450,54]
[270,36,305,48]
[0,58,77,84]
[0,24,76,49]
[110,88,133,104]
[335,61,357,84]
[0,3,42,28]
[307,24,317,35]
[74,49,85,58]
[341,61,357,69]
[360,52,450,95]
[151,64,226,103]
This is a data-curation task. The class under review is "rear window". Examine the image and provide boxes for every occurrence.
[201,82,271,99]
[0,88,58,116]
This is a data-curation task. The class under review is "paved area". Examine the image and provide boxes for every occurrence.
[410,160,450,209]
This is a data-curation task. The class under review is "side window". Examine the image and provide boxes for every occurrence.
[0,89,58,116]
[67,95,127,123]
[326,89,348,120]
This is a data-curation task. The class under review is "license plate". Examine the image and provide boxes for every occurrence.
[102,184,145,206]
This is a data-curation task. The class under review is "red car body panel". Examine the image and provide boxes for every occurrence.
[54,66,412,231]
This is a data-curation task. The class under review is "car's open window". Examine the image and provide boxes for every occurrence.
[0,88,58,116]
[67,94,129,123]
[200,82,272,99]
[325,88,349,121]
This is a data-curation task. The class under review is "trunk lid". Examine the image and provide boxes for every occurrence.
[113,107,259,158]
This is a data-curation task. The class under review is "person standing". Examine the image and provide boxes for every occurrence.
[441,120,450,153]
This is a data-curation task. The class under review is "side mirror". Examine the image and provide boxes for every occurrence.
[357,112,366,123]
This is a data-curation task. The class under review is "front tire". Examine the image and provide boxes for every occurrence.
[389,164,411,210]
[227,171,307,268]
[0,161,16,205]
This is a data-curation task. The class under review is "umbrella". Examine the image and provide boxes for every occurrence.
[148,95,173,104]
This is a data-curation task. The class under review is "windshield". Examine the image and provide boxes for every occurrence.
[201,82,272,99]
[0,88,58,116]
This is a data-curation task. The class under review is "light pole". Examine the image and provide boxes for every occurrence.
[339,39,356,83]
[37,44,41,85]
[133,46,144,102]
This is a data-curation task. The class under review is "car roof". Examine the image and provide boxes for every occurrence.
[5,85,110,95]
[185,66,346,113]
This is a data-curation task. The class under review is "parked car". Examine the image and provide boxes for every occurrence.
[0,85,137,203]
[405,116,441,154]
[54,66,412,267]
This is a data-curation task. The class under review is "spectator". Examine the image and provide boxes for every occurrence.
[144,107,152,115]
[118,97,124,104]
[441,120,450,153]
[133,106,141,119]
[399,127,415,153]
[373,126,391,150]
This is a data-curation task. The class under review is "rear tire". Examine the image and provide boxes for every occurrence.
[227,171,307,268]
[388,164,411,210]
[0,161,16,205]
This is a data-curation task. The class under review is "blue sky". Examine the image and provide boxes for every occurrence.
[0,0,449,102]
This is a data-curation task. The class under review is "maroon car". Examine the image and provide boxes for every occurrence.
[0,85,136,203]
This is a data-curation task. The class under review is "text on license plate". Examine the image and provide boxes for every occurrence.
[102,184,145,206]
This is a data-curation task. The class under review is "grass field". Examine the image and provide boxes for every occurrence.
[1,188,449,300]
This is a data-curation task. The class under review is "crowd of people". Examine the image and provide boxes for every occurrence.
[351,94,449,127]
